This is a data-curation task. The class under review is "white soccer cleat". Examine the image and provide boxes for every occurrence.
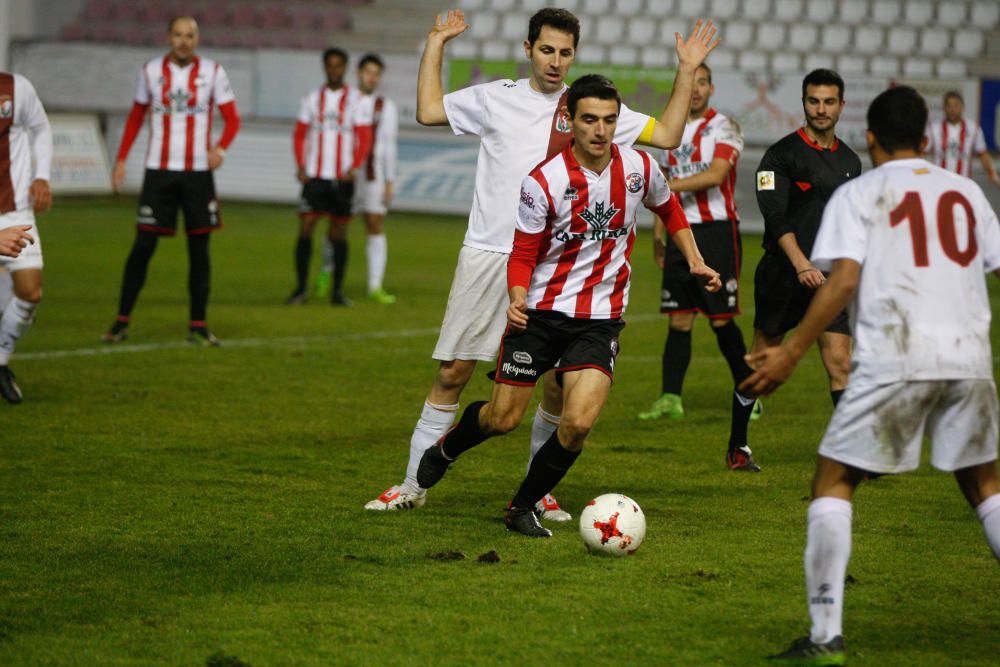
[364,485,427,511]
[535,493,572,522]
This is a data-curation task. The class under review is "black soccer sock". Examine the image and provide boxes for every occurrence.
[332,239,349,292]
[831,390,844,407]
[440,400,490,460]
[728,389,756,450]
[187,233,211,323]
[712,320,753,385]
[662,328,692,394]
[511,430,580,508]
[116,231,160,318]
[294,237,311,294]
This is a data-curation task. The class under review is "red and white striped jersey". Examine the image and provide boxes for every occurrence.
[358,93,398,183]
[133,55,236,171]
[0,73,52,214]
[295,85,372,180]
[925,117,988,178]
[660,108,742,223]
[510,143,688,320]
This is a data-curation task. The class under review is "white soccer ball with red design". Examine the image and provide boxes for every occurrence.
[579,493,646,555]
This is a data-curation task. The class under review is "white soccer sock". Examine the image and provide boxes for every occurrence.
[528,406,561,472]
[320,236,334,273]
[0,296,37,366]
[402,400,458,493]
[805,497,853,645]
[0,270,13,311]
[976,493,1000,562]
[366,233,387,293]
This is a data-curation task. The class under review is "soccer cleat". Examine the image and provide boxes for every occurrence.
[505,505,553,537]
[727,445,761,472]
[768,635,845,665]
[314,270,332,299]
[285,289,308,305]
[331,290,353,307]
[637,392,684,420]
[416,443,452,489]
[101,321,129,343]
[535,493,572,522]
[750,398,764,421]
[0,366,23,404]
[188,327,221,347]
[364,485,427,511]
[367,287,397,305]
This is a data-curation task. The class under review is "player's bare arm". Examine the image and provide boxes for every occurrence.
[777,231,825,289]
[652,215,666,269]
[979,151,1000,188]
[0,226,34,258]
[644,19,720,150]
[667,157,733,193]
[670,227,722,292]
[29,179,51,213]
[741,258,860,397]
[507,285,529,331]
[416,10,469,126]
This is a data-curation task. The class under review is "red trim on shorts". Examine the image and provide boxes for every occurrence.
[138,223,177,236]
[329,215,351,225]
[187,225,221,236]
[495,378,538,387]
[554,363,613,381]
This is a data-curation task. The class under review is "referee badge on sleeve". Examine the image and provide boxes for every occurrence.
[757,171,775,191]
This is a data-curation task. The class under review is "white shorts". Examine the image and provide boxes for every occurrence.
[352,172,387,216]
[819,379,999,474]
[432,245,510,362]
[0,209,43,271]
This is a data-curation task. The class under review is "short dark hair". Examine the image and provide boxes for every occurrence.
[802,68,845,100]
[867,86,927,153]
[567,74,621,117]
[527,8,580,48]
[696,63,712,84]
[943,90,964,105]
[358,53,384,71]
[323,47,349,65]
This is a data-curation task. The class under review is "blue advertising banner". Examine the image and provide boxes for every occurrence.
[981,79,1000,151]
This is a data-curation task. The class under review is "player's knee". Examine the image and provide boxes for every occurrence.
[710,316,733,329]
[559,416,593,449]
[435,361,474,393]
[484,408,522,435]
[16,285,42,304]
[669,313,695,332]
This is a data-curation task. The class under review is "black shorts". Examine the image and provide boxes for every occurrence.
[299,178,354,219]
[137,169,221,236]
[494,311,625,386]
[753,251,850,337]
[661,218,741,317]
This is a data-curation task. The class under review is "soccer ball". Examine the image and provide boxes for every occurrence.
[579,493,646,556]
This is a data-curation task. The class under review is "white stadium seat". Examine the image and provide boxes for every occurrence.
[838,0,868,24]
[936,2,967,28]
[821,24,852,52]
[937,58,968,77]
[519,0,548,12]
[595,16,626,45]
[449,40,478,59]
[773,0,804,21]
[459,0,486,10]
[742,0,772,18]
[608,45,638,66]
[677,0,706,19]
[902,1,934,26]
[953,30,985,58]
[788,24,818,52]
[902,58,934,77]
[627,17,657,45]
[803,52,833,72]
[614,0,645,14]
[710,0,741,20]
[971,1,1000,28]
[805,0,836,23]
[724,20,755,49]
[660,18,691,44]
[836,54,868,75]
[468,12,498,40]
[771,52,801,72]
[868,55,899,76]
[640,46,673,68]
[738,50,768,71]
[575,45,606,66]
[870,0,901,25]
[756,23,786,50]
[644,0,677,18]
[706,48,736,68]
[481,41,511,60]
[886,27,917,56]
[501,13,529,41]
[919,28,950,56]
[854,25,883,54]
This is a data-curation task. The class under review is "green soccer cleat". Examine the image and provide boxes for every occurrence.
[638,392,684,420]
[314,270,332,299]
[768,635,845,665]
[367,287,397,305]
[750,398,764,421]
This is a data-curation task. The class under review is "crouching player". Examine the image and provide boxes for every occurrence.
[415,75,721,536]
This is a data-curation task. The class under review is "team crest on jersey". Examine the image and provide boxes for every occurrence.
[625,172,644,194]
[672,143,695,163]
[579,201,619,230]
[563,186,578,201]
[0,96,11,119]
[555,108,571,133]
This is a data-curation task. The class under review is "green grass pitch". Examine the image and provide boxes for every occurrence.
[1,197,998,665]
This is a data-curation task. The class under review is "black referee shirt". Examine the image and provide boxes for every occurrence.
[755,128,862,259]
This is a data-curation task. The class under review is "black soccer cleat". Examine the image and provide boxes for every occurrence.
[0,365,23,404]
[504,505,552,538]
[188,326,221,347]
[727,445,762,472]
[768,635,845,665]
[331,290,353,307]
[416,443,452,489]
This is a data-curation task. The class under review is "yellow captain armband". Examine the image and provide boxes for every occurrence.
[637,118,656,145]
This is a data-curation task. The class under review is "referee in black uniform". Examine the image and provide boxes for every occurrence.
[728,69,862,472]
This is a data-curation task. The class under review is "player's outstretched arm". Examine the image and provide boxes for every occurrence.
[416,10,469,126]
[645,19,720,150]
[0,226,34,258]
[741,258,859,397]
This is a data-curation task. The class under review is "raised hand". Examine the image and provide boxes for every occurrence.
[428,9,470,44]
[674,19,721,69]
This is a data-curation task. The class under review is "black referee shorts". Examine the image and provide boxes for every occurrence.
[136,169,221,236]
[753,251,850,337]
[661,218,741,317]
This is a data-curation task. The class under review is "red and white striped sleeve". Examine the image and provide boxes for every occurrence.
[508,174,551,291]
[644,164,689,236]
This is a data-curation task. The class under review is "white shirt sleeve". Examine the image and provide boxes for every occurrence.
[442,82,491,137]
[977,192,1000,273]
[16,75,52,181]
[515,175,550,234]
[134,64,151,105]
[643,157,672,208]
[381,98,399,182]
[811,181,869,271]
[615,102,652,147]
[212,63,236,106]
[973,124,988,155]
[297,92,313,124]
[716,115,745,155]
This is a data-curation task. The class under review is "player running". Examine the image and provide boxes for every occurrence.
[638,63,759,425]
[729,69,862,472]
[288,48,372,307]
[0,71,51,403]
[102,16,240,346]
[740,86,1000,665]
[364,8,720,518]
[417,75,721,536]
[924,90,1000,188]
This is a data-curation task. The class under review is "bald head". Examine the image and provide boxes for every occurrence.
[167,16,199,64]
